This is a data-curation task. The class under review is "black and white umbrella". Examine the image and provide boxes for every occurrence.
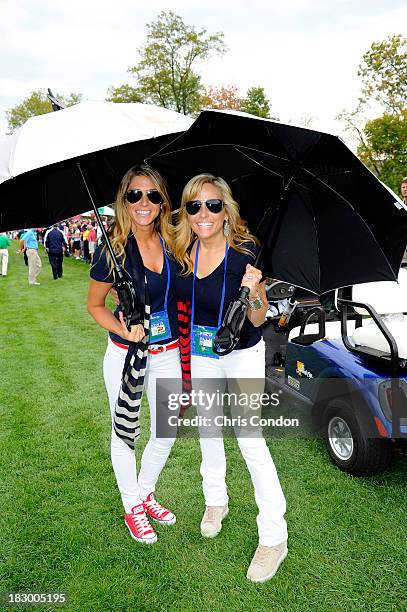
[0,97,193,326]
[0,99,192,231]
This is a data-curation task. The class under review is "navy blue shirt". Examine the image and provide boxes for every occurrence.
[90,241,178,347]
[45,227,67,253]
[176,244,262,350]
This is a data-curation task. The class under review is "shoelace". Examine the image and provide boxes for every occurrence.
[131,512,153,536]
[253,545,272,565]
[145,498,168,518]
[205,507,219,522]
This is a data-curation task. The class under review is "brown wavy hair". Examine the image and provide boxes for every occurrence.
[173,173,258,274]
[104,164,173,276]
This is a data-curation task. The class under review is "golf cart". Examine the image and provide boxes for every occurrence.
[263,268,407,476]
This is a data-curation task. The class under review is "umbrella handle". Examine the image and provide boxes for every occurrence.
[213,289,250,356]
[114,277,142,330]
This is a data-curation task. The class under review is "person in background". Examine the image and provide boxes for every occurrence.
[73,225,81,259]
[68,223,74,253]
[88,222,97,264]
[44,224,68,280]
[82,224,90,263]
[17,230,29,266]
[401,176,407,205]
[0,233,11,276]
[63,222,70,245]
[24,228,42,285]
[61,224,71,256]
[401,177,407,265]
[96,221,103,244]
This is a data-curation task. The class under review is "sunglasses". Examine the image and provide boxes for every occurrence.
[126,189,163,205]
[185,199,224,215]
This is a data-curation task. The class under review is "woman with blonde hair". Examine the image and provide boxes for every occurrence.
[88,164,181,544]
[174,173,288,583]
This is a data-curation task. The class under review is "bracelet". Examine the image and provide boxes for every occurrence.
[248,293,263,311]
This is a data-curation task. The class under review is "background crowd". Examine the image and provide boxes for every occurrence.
[0,214,112,284]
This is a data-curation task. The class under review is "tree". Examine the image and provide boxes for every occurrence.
[201,84,274,119]
[6,89,82,133]
[201,85,241,110]
[358,34,407,114]
[336,103,371,151]
[106,84,142,103]
[240,86,271,119]
[337,35,406,192]
[357,111,407,193]
[109,11,226,114]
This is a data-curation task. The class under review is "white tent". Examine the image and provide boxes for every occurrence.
[82,206,115,217]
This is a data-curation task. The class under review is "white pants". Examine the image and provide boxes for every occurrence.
[103,338,182,513]
[191,339,288,546]
[26,248,42,284]
[0,249,8,275]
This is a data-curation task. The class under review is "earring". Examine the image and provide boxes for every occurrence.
[223,219,230,237]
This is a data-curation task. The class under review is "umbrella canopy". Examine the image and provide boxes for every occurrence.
[98,205,115,216]
[81,206,115,218]
[0,101,193,231]
[149,109,407,295]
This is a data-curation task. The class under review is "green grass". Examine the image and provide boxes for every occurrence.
[0,243,406,612]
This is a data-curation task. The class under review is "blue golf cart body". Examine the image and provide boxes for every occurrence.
[264,269,407,476]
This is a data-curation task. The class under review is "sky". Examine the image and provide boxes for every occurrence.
[0,0,405,147]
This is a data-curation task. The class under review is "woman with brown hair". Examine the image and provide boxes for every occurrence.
[174,173,288,583]
[87,164,180,545]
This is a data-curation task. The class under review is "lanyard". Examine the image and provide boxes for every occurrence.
[191,240,229,329]
[158,236,171,312]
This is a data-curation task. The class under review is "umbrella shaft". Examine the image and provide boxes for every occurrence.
[76,162,123,279]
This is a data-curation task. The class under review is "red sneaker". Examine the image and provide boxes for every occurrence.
[143,492,176,525]
[124,504,157,544]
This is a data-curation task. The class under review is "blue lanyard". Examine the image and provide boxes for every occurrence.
[191,240,229,329]
[159,236,171,311]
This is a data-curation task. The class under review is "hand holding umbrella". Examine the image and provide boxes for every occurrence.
[117,311,145,342]
[214,264,265,355]
[241,264,264,302]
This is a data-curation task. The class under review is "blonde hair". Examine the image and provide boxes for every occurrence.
[173,173,258,274]
[104,164,173,276]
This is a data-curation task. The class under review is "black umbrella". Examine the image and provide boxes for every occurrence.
[148,109,407,353]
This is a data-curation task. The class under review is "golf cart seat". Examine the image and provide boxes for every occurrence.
[288,319,359,342]
[287,287,361,342]
[350,268,407,359]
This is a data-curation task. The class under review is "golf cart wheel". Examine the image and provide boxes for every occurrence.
[323,399,392,476]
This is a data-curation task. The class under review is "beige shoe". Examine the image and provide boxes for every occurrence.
[246,541,288,583]
[200,504,229,538]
